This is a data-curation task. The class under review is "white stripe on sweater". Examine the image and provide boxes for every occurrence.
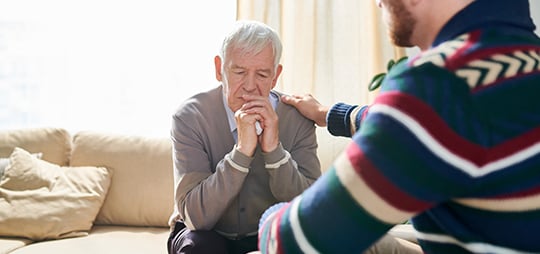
[289,196,320,254]
[335,153,415,224]
[265,151,291,169]
[225,153,250,173]
[455,191,540,212]
[370,104,540,178]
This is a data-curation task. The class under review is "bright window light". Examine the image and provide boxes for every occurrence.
[0,0,237,137]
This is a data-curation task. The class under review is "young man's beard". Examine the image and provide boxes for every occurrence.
[387,0,415,47]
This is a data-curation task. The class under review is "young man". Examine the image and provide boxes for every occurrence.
[259,0,540,253]
[167,20,321,254]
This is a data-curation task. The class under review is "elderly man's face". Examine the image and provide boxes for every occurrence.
[218,44,281,112]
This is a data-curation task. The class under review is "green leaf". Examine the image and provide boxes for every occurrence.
[368,73,386,91]
[396,56,408,65]
[386,59,395,71]
[368,56,408,92]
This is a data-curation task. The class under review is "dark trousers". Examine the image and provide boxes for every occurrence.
[168,222,258,254]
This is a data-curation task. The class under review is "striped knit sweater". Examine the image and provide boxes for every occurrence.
[258,0,540,253]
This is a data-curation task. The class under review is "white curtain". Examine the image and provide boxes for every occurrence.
[237,0,402,170]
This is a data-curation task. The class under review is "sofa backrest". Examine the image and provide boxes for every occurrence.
[0,127,174,228]
[70,130,174,228]
[0,128,71,166]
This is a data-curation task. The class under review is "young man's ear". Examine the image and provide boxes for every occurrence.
[214,55,223,82]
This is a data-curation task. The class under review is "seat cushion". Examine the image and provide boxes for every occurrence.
[0,237,34,254]
[8,226,169,254]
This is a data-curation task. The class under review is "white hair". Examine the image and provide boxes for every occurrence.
[219,20,282,71]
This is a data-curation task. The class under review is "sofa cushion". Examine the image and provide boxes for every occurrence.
[70,131,173,227]
[0,237,34,254]
[0,147,112,240]
[0,128,71,166]
[7,225,169,254]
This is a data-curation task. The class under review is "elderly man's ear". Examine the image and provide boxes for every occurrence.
[214,55,223,82]
[271,64,283,89]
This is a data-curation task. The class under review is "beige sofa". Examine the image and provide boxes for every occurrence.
[0,127,420,254]
[0,128,173,254]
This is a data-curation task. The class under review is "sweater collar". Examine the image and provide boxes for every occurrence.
[433,0,536,47]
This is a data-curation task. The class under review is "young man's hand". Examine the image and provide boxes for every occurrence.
[281,94,329,127]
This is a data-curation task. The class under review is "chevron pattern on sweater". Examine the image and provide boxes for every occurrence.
[412,32,540,90]
[412,34,469,67]
[456,49,540,89]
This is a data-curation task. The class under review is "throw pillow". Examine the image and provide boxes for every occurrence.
[0,152,41,181]
[0,147,113,240]
[0,158,8,179]
[0,158,9,178]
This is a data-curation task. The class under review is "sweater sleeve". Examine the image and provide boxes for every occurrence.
[327,102,368,138]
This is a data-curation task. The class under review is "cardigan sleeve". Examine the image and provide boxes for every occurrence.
[171,103,251,230]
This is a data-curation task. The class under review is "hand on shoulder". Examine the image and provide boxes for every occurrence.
[281,94,329,127]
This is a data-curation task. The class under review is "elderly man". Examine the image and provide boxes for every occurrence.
[167,20,321,254]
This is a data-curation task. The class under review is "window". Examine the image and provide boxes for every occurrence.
[0,0,237,137]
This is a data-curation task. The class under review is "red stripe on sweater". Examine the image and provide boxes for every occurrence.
[374,92,540,168]
[445,30,481,71]
[346,143,432,212]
